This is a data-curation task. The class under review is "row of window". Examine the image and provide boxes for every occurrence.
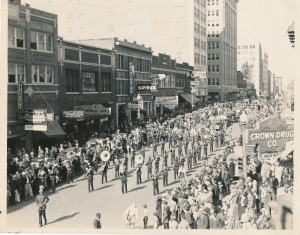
[194,53,207,66]
[194,8,206,23]
[208,65,220,72]
[65,70,111,92]
[194,0,206,7]
[208,53,219,60]
[8,64,53,84]
[194,24,207,37]
[207,0,219,5]
[208,42,220,49]
[194,38,207,50]
[208,23,220,27]
[237,45,256,49]
[117,54,151,72]
[208,77,220,85]
[208,32,220,38]
[8,27,53,52]
[208,10,219,16]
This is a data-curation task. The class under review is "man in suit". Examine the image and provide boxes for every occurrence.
[136,164,142,185]
[145,157,153,180]
[36,188,49,227]
[162,166,168,187]
[228,158,235,181]
[152,172,159,195]
[101,161,109,184]
[223,167,231,195]
[162,200,171,229]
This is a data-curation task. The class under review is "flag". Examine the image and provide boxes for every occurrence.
[287,21,295,47]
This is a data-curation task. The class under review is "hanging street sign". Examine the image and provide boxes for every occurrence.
[246,117,294,152]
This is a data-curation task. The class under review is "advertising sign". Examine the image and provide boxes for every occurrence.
[17,82,24,110]
[63,110,84,119]
[137,85,157,92]
[129,62,135,95]
[25,125,47,131]
[47,113,54,121]
[191,71,207,79]
[155,96,178,106]
[24,109,47,124]
[280,111,294,125]
[74,104,111,116]
[246,117,294,152]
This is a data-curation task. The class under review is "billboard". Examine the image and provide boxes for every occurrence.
[24,109,47,125]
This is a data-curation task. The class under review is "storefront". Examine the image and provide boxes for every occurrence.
[178,93,200,109]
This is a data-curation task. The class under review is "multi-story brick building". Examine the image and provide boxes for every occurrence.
[57,38,114,141]
[7,0,62,153]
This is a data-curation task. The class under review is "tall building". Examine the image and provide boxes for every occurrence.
[24,0,208,96]
[237,38,263,97]
[206,0,239,101]
[8,0,63,153]
[273,76,283,95]
[262,51,269,96]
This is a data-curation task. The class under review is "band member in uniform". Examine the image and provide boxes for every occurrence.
[121,170,128,194]
[187,150,193,170]
[170,146,176,165]
[145,157,153,180]
[154,155,160,173]
[162,166,169,187]
[86,165,94,192]
[101,161,109,184]
[114,159,120,178]
[192,150,197,167]
[173,157,180,180]
[36,188,49,227]
[178,165,187,189]
[203,141,208,158]
[161,141,165,154]
[163,150,168,167]
[136,163,142,185]
[151,171,160,196]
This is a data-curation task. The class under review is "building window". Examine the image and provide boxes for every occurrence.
[194,53,197,63]
[66,69,79,92]
[216,65,219,72]
[216,53,219,60]
[204,56,206,65]
[208,78,211,85]
[208,0,210,5]
[82,71,97,92]
[216,10,219,16]
[32,65,53,84]
[8,27,25,48]
[194,7,197,17]
[31,31,53,52]
[101,72,111,92]
[208,53,211,60]
[212,43,215,49]
[194,38,197,47]
[212,53,215,60]
[208,10,210,16]
[118,54,128,70]
[212,78,215,85]
[208,65,211,72]
[212,10,214,16]
[212,65,215,72]
[194,23,197,32]
[201,55,204,65]
[117,80,127,94]
[197,9,200,18]
[8,63,25,83]
[216,42,219,48]
[216,78,220,85]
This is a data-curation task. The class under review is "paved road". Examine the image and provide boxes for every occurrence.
[7,122,241,230]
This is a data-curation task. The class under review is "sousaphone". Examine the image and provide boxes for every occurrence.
[100,150,110,162]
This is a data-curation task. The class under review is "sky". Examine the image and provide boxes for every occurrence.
[24,0,298,87]
[237,0,298,87]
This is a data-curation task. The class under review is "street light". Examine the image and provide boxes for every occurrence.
[137,93,141,120]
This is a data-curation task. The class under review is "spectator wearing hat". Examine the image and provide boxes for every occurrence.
[197,207,210,229]
[93,212,102,229]
[228,159,235,181]
[169,214,178,229]
[36,188,49,227]
[156,196,163,226]
[162,200,171,229]
[142,204,148,229]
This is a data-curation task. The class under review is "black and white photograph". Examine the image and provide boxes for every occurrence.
[0,0,298,232]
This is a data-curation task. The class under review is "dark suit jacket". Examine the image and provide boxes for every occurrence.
[162,205,171,223]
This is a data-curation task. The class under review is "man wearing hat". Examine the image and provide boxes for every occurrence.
[86,165,94,192]
[145,157,153,180]
[162,166,169,187]
[162,200,171,229]
[152,172,160,196]
[120,170,128,194]
[36,188,49,227]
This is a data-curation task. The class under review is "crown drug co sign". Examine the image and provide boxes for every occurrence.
[246,117,294,152]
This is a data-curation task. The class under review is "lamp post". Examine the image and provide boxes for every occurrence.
[137,93,141,120]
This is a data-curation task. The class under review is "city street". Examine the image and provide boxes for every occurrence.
[7,123,241,229]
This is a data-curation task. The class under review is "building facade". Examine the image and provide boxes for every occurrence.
[273,76,283,96]
[206,0,239,101]
[237,38,264,97]
[262,51,269,96]
[57,38,114,141]
[8,0,62,153]
[25,0,208,97]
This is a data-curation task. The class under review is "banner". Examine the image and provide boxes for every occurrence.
[137,85,157,92]
[17,82,24,110]
[63,110,84,119]
[129,61,135,95]
[74,104,111,116]
[155,96,178,106]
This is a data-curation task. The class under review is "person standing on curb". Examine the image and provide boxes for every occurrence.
[36,187,49,227]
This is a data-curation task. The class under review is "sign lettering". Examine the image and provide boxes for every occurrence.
[129,62,134,95]
[17,83,24,110]
[24,109,47,124]
[137,85,157,92]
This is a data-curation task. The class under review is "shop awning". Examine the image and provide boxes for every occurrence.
[179,93,199,105]
[42,121,66,138]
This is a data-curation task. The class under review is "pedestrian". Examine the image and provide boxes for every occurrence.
[187,151,192,170]
[162,200,171,229]
[66,161,73,184]
[121,171,128,194]
[114,159,120,178]
[169,214,178,229]
[136,163,142,185]
[86,165,94,192]
[170,147,175,164]
[36,188,49,227]
[123,202,138,229]
[173,158,179,180]
[93,212,102,229]
[143,204,148,229]
[152,172,160,195]
[228,158,235,181]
